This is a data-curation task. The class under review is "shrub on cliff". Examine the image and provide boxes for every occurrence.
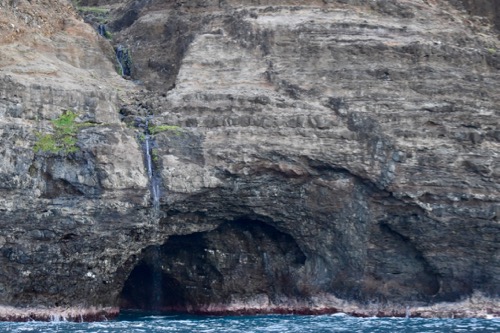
[149,124,182,135]
[33,111,80,155]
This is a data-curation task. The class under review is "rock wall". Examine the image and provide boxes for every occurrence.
[0,0,498,320]
[447,0,500,33]
[0,0,150,320]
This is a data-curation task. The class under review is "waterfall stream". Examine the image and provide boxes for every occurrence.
[145,134,153,179]
[98,24,106,37]
[143,118,160,211]
[115,45,131,77]
[141,130,163,308]
[96,25,131,77]
[140,117,162,307]
[151,247,163,310]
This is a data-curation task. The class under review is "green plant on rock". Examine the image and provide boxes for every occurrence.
[76,6,110,15]
[137,133,146,143]
[33,111,80,155]
[71,0,110,23]
[149,124,182,135]
[33,134,60,153]
[152,148,159,162]
[104,30,113,40]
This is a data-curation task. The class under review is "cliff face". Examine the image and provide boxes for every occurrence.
[447,0,500,33]
[0,0,148,319]
[0,0,499,320]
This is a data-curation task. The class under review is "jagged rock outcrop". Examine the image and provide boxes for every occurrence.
[0,0,498,320]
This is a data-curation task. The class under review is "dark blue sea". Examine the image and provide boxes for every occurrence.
[0,312,498,332]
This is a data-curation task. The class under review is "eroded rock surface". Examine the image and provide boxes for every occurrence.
[0,0,498,320]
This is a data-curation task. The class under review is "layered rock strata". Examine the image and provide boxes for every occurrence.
[0,0,498,320]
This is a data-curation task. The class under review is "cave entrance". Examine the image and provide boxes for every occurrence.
[119,218,306,313]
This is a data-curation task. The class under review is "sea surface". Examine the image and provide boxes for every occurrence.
[0,312,498,333]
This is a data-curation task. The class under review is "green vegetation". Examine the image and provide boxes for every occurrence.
[104,30,113,40]
[137,133,146,143]
[33,111,82,155]
[76,6,109,15]
[71,0,110,23]
[66,2,116,57]
[149,125,182,135]
[487,48,496,54]
[152,148,159,162]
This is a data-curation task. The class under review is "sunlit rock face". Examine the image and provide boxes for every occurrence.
[0,0,499,320]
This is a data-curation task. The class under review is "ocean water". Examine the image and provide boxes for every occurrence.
[0,312,498,333]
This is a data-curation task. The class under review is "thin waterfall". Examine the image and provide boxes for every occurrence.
[151,247,163,311]
[142,117,160,211]
[98,24,106,37]
[145,133,153,179]
[263,252,271,275]
[141,117,163,309]
[115,45,125,77]
[115,44,131,77]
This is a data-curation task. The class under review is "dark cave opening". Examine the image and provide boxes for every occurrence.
[119,261,187,311]
[118,218,307,313]
[118,214,451,313]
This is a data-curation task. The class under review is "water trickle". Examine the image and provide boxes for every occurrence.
[263,252,271,275]
[151,247,163,310]
[98,24,106,37]
[145,133,153,179]
[49,313,67,322]
[128,120,166,311]
[142,117,161,211]
[406,305,411,319]
[115,44,132,77]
